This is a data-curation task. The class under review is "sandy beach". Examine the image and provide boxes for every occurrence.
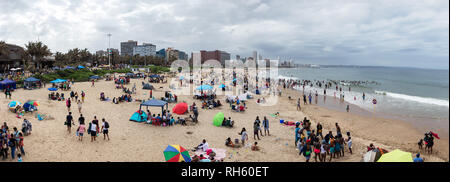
[0,75,447,162]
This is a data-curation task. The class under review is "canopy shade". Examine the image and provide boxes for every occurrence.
[140,99,168,114]
[196,85,213,90]
[89,75,100,79]
[149,74,160,78]
[24,77,40,82]
[0,79,17,90]
[50,79,67,83]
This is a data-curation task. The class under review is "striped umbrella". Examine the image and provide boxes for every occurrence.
[27,100,40,106]
[163,145,191,162]
[8,101,22,108]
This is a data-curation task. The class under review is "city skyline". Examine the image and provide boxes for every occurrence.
[0,0,448,69]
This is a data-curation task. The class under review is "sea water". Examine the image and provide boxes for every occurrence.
[278,67,449,136]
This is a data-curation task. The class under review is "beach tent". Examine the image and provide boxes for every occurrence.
[0,79,17,90]
[362,150,382,162]
[213,112,224,126]
[143,83,154,90]
[23,102,38,112]
[238,93,248,101]
[129,111,148,122]
[164,145,191,162]
[89,75,100,80]
[24,77,41,89]
[149,74,160,78]
[77,65,85,69]
[377,149,413,162]
[172,102,188,115]
[50,79,67,83]
[196,85,213,91]
[52,66,60,70]
[63,66,75,70]
[140,99,168,114]
[48,87,58,91]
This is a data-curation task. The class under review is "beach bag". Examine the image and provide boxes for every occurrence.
[87,123,92,134]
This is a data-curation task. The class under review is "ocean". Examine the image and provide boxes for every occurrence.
[278,66,449,136]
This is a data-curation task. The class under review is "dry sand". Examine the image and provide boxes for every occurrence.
[0,76,447,162]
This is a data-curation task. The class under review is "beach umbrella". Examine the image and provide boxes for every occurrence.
[219,84,226,88]
[377,149,413,162]
[179,76,184,80]
[48,87,58,91]
[26,100,40,107]
[196,85,213,91]
[172,102,188,115]
[163,145,191,162]
[8,101,22,108]
[213,112,224,126]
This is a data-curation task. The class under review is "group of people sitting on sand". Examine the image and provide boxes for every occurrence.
[162,91,177,103]
[53,82,72,91]
[190,139,223,162]
[201,99,222,109]
[49,92,65,101]
[112,94,132,104]
[144,110,196,126]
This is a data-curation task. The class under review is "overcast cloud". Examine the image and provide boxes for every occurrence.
[0,0,448,69]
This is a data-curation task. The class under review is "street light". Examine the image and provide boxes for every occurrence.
[107,33,112,68]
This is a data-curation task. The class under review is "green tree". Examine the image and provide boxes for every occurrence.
[24,41,52,71]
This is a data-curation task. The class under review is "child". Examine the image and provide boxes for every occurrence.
[17,153,22,162]
[418,139,423,150]
[251,142,260,151]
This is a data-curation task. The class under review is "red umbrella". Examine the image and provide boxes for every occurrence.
[172,102,188,115]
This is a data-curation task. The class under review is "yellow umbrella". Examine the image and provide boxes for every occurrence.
[377,149,413,162]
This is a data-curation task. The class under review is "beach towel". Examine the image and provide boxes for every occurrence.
[269,113,278,117]
[194,148,227,161]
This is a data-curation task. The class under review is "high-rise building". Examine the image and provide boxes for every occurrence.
[120,40,137,56]
[156,49,166,59]
[252,51,257,61]
[236,55,240,61]
[133,43,156,56]
[194,50,230,66]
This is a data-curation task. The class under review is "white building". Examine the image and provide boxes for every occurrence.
[133,43,156,56]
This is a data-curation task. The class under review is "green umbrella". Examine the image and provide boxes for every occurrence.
[213,112,224,126]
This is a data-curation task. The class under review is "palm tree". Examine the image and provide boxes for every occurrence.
[0,41,9,58]
[24,41,52,71]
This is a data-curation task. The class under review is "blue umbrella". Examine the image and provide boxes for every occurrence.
[48,87,58,91]
[219,84,226,88]
[196,85,213,90]
[179,76,184,80]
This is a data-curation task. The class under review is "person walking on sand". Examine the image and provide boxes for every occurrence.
[66,98,71,112]
[81,91,85,102]
[89,119,98,142]
[255,116,263,137]
[297,98,301,111]
[101,118,110,141]
[91,80,95,87]
[77,100,82,113]
[239,128,248,145]
[76,123,86,141]
[66,112,74,134]
[262,116,270,136]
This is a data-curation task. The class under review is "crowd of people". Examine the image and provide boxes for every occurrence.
[65,112,110,142]
[0,121,26,162]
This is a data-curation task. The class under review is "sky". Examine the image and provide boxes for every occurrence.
[0,0,448,69]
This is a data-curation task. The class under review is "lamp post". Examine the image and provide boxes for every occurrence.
[107,33,112,68]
